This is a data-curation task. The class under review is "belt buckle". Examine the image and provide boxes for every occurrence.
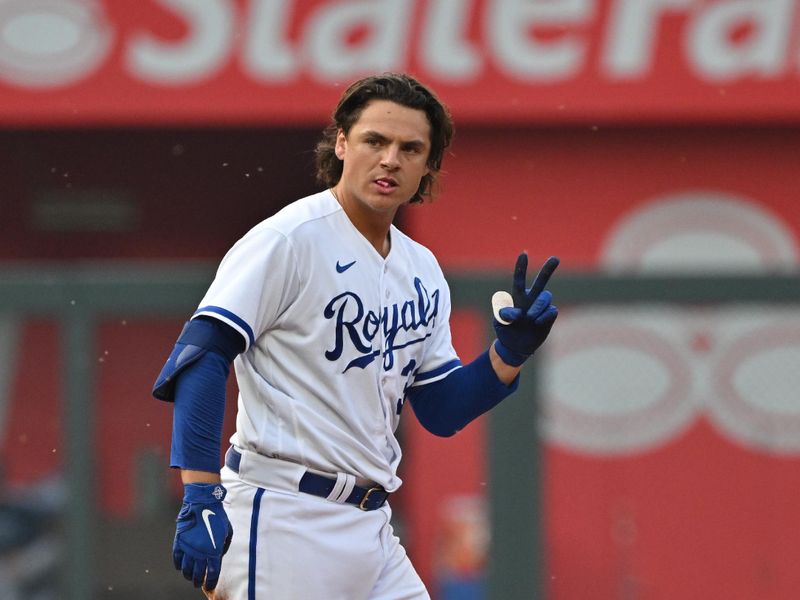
[358,486,384,511]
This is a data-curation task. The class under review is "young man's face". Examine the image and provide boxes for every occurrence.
[334,99,431,216]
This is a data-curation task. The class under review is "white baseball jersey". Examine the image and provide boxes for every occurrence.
[194,189,460,492]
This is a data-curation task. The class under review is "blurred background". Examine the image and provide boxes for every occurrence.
[1,1,799,598]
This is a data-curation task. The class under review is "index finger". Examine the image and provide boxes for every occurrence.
[512,252,529,295]
[528,256,560,297]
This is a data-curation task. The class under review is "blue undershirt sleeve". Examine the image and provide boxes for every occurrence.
[407,349,520,437]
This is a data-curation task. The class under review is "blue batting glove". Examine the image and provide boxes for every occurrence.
[173,483,233,591]
[493,254,559,367]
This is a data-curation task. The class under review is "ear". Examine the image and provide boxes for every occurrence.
[334,129,347,160]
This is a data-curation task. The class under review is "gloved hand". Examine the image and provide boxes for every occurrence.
[492,253,559,367]
[173,483,233,591]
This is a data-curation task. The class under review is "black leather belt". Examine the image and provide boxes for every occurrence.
[225,447,389,511]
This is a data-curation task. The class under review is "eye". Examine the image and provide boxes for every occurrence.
[366,137,381,147]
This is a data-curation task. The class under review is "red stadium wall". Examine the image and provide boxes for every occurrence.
[1,124,799,598]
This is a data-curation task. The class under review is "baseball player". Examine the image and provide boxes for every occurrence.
[152,73,558,599]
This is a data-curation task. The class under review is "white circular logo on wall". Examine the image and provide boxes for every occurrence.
[542,191,800,455]
[541,309,698,455]
[0,0,113,88]
[707,311,800,455]
[601,192,798,273]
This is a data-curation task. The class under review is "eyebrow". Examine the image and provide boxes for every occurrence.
[360,130,428,150]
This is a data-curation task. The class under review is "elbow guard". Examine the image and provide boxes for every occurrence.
[152,317,245,402]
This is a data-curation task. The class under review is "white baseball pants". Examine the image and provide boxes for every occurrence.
[212,465,429,600]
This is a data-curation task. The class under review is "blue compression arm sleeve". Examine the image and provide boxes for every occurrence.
[159,317,245,472]
[407,349,519,437]
[170,350,229,471]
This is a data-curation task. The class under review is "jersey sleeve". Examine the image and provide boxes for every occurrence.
[410,273,461,387]
[193,225,300,351]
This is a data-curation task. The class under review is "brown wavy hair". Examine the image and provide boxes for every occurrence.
[315,73,454,203]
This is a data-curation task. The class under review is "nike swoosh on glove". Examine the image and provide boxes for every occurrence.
[493,253,559,367]
[173,483,233,591]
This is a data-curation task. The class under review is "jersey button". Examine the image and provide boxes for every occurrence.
[385,289,390,299]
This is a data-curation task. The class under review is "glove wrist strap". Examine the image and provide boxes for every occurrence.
[494,340,530,367]
[183,482,227,503]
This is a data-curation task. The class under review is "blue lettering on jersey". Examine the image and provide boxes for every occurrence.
[396,359,417,414]
[323,277,439,372]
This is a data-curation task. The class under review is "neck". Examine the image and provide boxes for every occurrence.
[357,218,393,258]
[331,187,393,257]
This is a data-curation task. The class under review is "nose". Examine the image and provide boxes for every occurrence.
[380,145,400,170]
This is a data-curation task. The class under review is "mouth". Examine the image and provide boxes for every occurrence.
[373,177,398,191]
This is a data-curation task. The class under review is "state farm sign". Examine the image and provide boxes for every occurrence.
[1,0,799,125]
